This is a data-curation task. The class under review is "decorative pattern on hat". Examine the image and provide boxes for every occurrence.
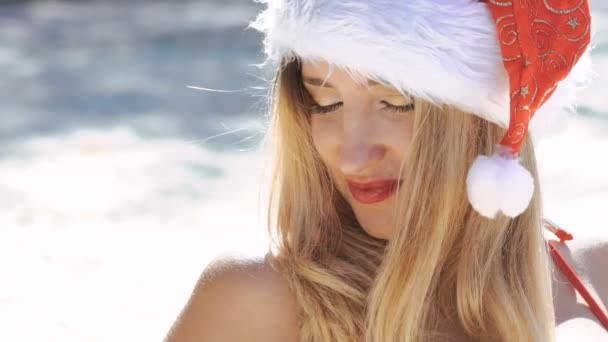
[489,0,591,155]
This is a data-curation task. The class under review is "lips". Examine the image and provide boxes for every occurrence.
[346,178,402,204]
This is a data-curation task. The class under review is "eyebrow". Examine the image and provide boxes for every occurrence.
[302,76,382,89]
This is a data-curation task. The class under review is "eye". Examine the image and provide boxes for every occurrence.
[309,102,343,114]
[381,101,415,113]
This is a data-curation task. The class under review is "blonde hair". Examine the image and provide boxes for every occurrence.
[260,58,556,341]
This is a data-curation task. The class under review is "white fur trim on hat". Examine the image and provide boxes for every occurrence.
[249,0,592,138]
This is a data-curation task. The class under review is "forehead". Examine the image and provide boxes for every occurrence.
[300,60,394,91]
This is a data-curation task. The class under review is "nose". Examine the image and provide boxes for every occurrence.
[339,114,386,177]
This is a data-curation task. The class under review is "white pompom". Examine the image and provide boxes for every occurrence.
[466,153,535,219]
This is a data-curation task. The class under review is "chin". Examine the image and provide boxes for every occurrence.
[342,201,395,241]
[358,218,393,240]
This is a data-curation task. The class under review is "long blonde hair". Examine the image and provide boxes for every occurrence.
[260,57,555,341]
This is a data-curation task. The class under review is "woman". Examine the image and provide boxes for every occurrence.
[166,0,607,341]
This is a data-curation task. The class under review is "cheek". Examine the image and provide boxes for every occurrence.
[383,119,414,157]
[310,115,340,164]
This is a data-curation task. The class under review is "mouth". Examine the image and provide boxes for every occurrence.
[346,178,403,204]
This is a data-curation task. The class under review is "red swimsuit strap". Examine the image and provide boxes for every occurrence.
[543,218,608,331]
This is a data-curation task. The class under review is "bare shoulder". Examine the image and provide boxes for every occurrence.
[551,225,608,339]
[164,253,299,342]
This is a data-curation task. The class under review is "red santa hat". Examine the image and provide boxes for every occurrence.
[250,0,593,219]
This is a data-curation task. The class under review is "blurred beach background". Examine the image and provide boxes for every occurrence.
[0,1,606,341]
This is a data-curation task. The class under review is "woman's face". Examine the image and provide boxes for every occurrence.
[301,60,415,240]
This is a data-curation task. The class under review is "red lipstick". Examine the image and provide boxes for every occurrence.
[345,178,402,204]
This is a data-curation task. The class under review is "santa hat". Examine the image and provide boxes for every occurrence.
[249,0,593,219]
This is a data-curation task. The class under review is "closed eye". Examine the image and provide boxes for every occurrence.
[309,102,343,114]
[381,101,415,113]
